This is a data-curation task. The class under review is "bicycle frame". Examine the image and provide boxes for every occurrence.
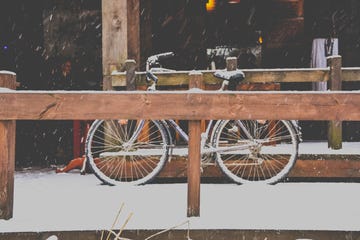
[122,117,267,158]
[85,52,302,185]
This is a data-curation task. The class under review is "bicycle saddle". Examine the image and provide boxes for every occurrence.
[214,69,245,90]
[213,69,245,81]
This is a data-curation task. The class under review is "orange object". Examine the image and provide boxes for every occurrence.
[56,157,86,173]
[206,0,216,12]
[56,156,100,174]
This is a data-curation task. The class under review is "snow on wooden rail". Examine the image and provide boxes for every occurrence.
[111,67,360,87]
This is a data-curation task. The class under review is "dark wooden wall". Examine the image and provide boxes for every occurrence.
[3,0,360,169]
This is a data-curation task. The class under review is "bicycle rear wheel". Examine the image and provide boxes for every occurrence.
[85,119,169,186]
[212,120,298,184]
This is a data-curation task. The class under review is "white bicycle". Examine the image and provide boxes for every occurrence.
[85,53,302,186]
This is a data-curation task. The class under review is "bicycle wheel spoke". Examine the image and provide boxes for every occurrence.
[213,120,298,184]
[86,119,169,185]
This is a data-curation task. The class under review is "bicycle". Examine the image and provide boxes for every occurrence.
[85,52,302,186]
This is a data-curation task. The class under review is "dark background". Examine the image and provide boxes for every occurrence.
[1,0,360,168]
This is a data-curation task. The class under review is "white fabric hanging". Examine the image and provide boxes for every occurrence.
[310,38,339,91]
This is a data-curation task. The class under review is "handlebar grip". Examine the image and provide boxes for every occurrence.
[146,71,158,83]
[157,52,175,61]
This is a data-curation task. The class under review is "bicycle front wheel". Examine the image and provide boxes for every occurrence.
[85,119,169,186]
[212,120,298,184]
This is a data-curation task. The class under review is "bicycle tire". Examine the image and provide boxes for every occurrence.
[211,120,298,184]
[85,119,169,186]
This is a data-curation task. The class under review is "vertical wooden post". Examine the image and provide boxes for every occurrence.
[226,57,238,71]
[125,59,137,91]
[0,72,17,220]
[187,71,203,217]
[140,0,152,70]
[0,121,15,220]
[127,0,140,65]
[102,0,140,90]
[102,0,127,90]
[327,56,342,149]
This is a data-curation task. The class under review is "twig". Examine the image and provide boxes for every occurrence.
[105,230,133,240]
[144,220,191,240]
[114,212,134,240]
[102,202,125,240]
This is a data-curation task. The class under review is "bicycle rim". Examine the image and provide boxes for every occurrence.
[85,119,169,186]
[212,120,298,184]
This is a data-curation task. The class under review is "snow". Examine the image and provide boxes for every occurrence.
[1,142,360,233]
[0,70,16,75]
[299,141,360,155]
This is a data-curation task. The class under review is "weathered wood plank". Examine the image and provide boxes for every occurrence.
[125,60,137,91]
[102,0,128,75]
[328,56,343,149]
[0,121,15,220]
[187,72,203,217]
[140,0,152,69]
[111,68,360,87]
[0,72,17,220]
[156,155,360,179]
[187,120,201,217]
[2,229,360,240]
[0,72,19,89]
[127,0,140,65]
[0,91,360,121]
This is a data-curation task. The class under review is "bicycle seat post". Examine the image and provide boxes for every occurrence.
[226,57,238,71]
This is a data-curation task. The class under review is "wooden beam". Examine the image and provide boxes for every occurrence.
[156,155,360,179]
[127,0,140,65]
[0,72,19,89]
[102,0,140,89]
[226,57,237,71]
[125,60,137,90]
[188,118,201,217]
[0,72,17,220]
[140,0,152,69]
[328,56,343,150]
[0,121,15,220]
[111,67,360,87]
[1,91,360,121]
[187,72,203,217]
[102,0,128,73]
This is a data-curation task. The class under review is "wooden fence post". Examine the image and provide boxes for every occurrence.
[0,72,17,220]
[327,56,342,150]
[226,56,238,71]
[125,59,137,90]
[187,71,203,217]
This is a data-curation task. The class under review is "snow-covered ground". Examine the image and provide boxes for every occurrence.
[298,141,360,155]
[1,142,360,233]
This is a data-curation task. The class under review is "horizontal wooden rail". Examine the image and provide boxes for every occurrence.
[0,90,360,121]
[111,67,360,87]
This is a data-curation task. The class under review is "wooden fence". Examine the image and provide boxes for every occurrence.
[1,56,360,220]
[112,56,357,149]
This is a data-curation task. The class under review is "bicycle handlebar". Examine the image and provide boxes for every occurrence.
[146,52,175,71]
[156,52,175,60]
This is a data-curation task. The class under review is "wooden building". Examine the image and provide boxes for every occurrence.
[0,0,360,167]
